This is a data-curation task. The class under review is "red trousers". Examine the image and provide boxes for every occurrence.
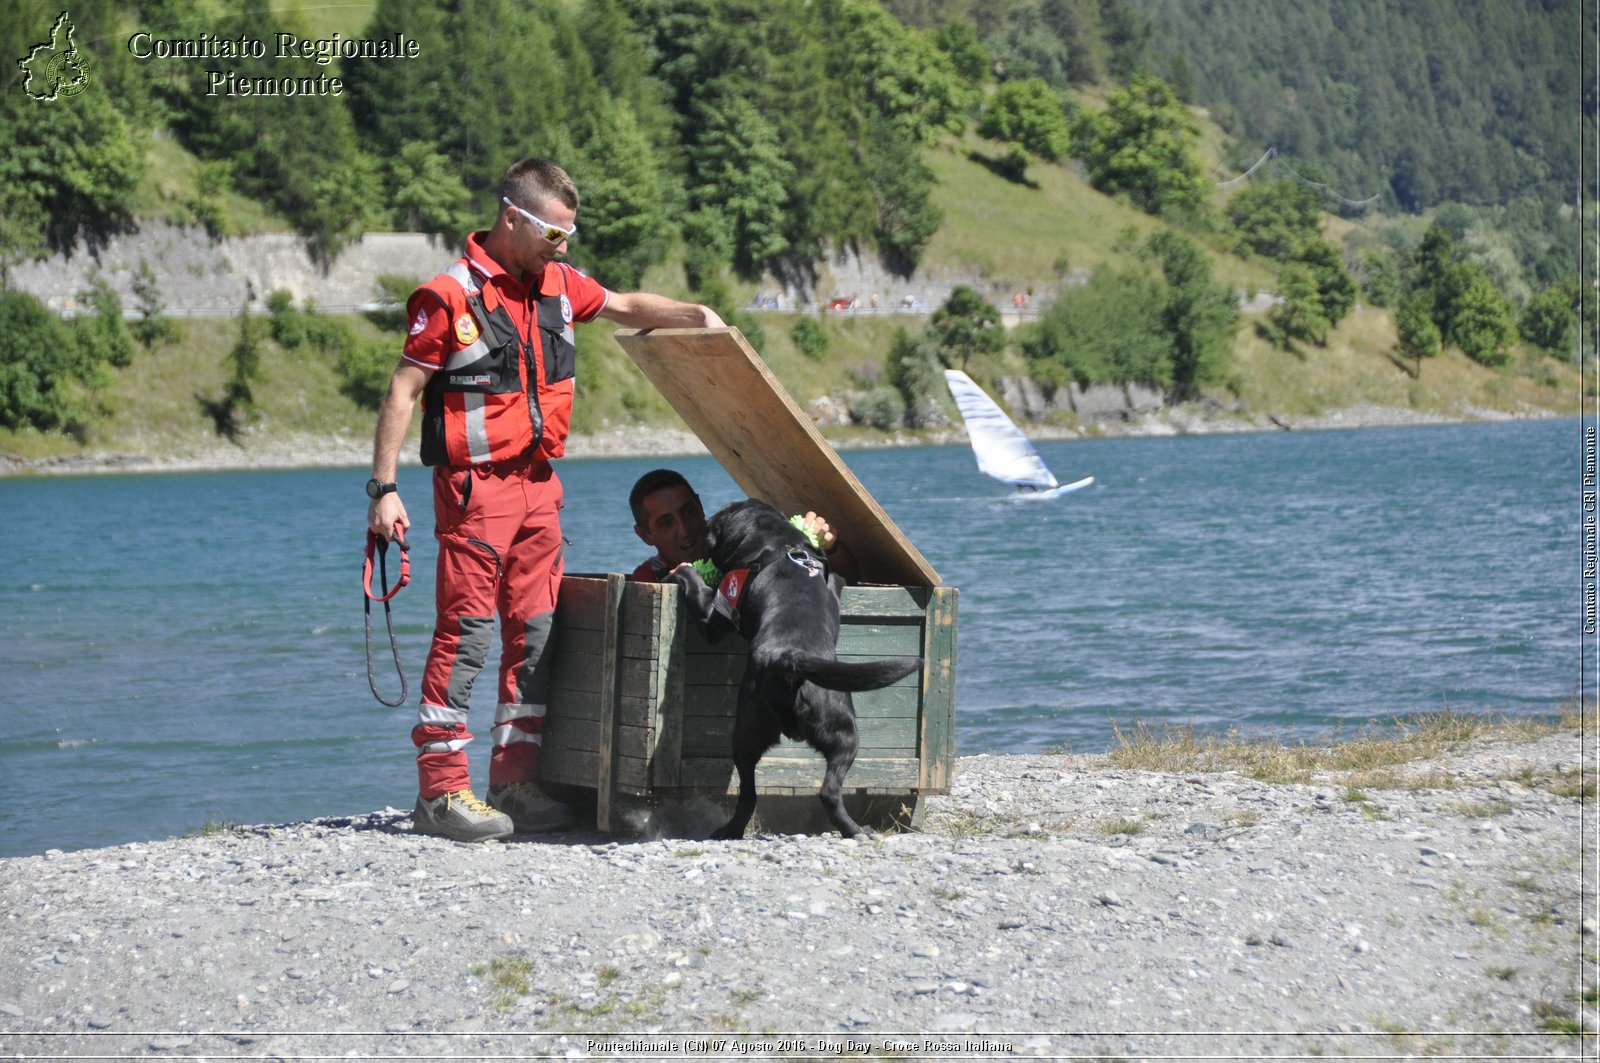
[412,457,564,797]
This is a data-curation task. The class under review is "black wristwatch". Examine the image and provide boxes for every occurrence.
[366,478,398,500]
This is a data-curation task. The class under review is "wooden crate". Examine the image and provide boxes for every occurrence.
[541,573,957,833]
[540,328,957,834]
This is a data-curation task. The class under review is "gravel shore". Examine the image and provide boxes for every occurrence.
[0,403,1561,478]
[1,732,1592,1060]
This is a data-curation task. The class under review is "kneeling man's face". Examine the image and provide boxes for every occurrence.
[635,486,707,568]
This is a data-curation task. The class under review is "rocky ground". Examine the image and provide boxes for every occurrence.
[0,732,1593,1060]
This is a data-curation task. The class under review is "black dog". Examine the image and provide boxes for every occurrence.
[671,499,921,839]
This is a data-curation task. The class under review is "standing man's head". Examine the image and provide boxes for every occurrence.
[487,158,580,278]
[630,469,708,569]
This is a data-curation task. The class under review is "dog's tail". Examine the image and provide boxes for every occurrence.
[770,651,921,692]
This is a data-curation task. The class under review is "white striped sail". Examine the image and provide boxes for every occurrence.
[943,369,1059,489]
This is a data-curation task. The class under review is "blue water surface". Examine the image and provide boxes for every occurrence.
[0,417,1579,855]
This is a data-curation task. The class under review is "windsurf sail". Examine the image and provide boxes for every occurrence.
[944,369,1091,493]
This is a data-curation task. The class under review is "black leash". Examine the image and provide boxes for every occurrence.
[363,531,411,707]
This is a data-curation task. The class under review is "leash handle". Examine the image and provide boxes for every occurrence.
[364,530,410,708]
[363,531,411,603]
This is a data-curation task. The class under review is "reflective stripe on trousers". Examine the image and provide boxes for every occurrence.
[413,458,564,798]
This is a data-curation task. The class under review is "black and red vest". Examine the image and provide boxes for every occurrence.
[418,259,578,467]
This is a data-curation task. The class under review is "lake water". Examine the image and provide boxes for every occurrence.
[0,418,1579,856]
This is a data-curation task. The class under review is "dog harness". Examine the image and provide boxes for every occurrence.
[712,568,752,627]
[710,549,827,631]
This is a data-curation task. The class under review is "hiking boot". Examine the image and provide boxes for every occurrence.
[488,781,575,834]
[413,789,513,842]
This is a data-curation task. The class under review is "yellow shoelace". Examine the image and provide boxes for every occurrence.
[447,790,498,815]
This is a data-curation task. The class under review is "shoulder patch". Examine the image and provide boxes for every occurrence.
[409,308,430,336]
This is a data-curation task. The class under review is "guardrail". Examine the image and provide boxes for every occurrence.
[56,302,404,321]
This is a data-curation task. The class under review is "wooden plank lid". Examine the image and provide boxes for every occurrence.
[614,327,940,588]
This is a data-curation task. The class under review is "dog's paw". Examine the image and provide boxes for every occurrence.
[668,561,706,590]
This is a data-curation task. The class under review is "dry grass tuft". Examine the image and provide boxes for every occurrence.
[1106,705,1592,791]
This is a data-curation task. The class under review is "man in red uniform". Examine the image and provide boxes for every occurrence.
[367,158,723,842]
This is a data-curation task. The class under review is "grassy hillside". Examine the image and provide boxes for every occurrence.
[0,102,1580,466]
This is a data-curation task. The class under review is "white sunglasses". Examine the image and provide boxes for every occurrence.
[502,197,577,244]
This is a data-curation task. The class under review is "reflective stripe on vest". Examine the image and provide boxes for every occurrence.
[420,261,575,468]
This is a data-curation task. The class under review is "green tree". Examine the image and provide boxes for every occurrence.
[989,0,1107,86]
[885,327,947,427]
[635,0,943,279]
[266,290,307,349]
[1133,0,1577,216]
[687,91,795,277]
[387,144,476,245]
[0,69,143,268]
[790,317,828,360]
[979,77,1073,180]
[1226,178,1323,261]
[1395,292,1441,377]
[74,275,134,370]
[930,286,1005,370]
[1100,0,1152,80]
[933,19,992,87]
[346,0,576,199]
[1023,267,1172,387]
[1448,277,1518,368]
[130,261,178,348]
[0,290,92,435]
[174,6,380,261]
[301,156,385,266]
[864,115,942,277]
[1520,282,1578,358]
[1270,264,1332,347]
[566,98,673,291]
[825,0,975,144]
[1405,223,1510,365]
[1408,224,1466,323]
[206,299,262,439]
[1348,243,1401,309]
[1299,240,1358,326]
[1071,74,1206,217]
[1144,232,1237,398]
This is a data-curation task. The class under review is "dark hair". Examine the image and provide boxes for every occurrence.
[629,468,694,527]
[500,158,579,214]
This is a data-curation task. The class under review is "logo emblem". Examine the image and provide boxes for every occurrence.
[453,313,480,345]
[409,308,429,336]
[559,294,573,325]
[19,12,93,102]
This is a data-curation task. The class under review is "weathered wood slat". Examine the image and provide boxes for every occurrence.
[594,573,626,831]
[839,585,934,616]
[920,586,959,790]
[672,755,924,792]
[681,716,920,757]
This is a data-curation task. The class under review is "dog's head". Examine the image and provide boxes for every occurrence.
[703,499,809,571]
